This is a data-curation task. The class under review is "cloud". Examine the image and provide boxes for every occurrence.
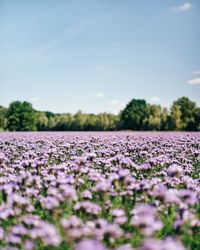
[109,99,119,105]
[171,2,192,11]
[150,96,161,103]
[94,92,104,98]
[192,70,200,75]
[188,78,200,85]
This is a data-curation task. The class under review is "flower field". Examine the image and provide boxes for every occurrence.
[0,132,199,250]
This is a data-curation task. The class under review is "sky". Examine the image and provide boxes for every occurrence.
[0,0,200,114]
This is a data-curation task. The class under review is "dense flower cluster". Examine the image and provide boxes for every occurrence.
[0,132,199,250]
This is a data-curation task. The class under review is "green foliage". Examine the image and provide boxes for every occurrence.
[172,97,196,130]
[54,113,73,131]
[193,107,200,131]
[143,104,162,130]
[36,112,49,131]
[6,101,36,131]
[120,99,147,130]
[0,97,200,131]
[0,106,7,130]
[169,104,182,130]
[160,108,169,131]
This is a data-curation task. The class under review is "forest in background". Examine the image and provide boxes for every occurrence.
[0,97,200,131]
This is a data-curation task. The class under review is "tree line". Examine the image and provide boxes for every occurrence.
[0,97,199,131]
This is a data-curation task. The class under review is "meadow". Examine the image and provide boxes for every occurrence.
[0,132,199,250]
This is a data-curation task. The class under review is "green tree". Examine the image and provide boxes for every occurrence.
[54,113,73,131]
[160,107,169,131]
[172,97,196,130]
[47,116,56,131]
[71,111,87,131]
[84,114,98,131]
[120,99,147,130]
[0,106,7,131]
[104,113,119,131]
[169,104,182,130]
[6,101,36,131]
[193,107,200,131]
[43,111,57,131]
[144,104,162,130]
[36,112,48,131]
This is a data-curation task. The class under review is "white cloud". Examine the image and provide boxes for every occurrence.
[109,99,119,105]
[192,70,200,75]
[171,2,192,11]
[94,92,104,98]
[188,78,200,85]
[150,96,161,103]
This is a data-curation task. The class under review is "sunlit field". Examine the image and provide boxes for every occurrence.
[0,132,199,250]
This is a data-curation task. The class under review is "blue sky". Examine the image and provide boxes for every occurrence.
[0,0,200,114]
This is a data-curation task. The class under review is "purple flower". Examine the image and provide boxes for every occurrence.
[82,190,92,199]
[112,209,125,217]
[115,244,134,250]
[0,227,4,240]
[0,132,200,249]
[0,204,14,220]
[167,164,183,177]
[75,239,108,250]
[102,223,124,241]
[140,237,186,250]
[94,180,111,193]
[40,196,60,210]
[131,204,162,236]
[178,189,198,205]
[174,208,200,229]
[7,234,22,245]
[30,221,61,246]
[74,201,102,215]
[60,216,82,228]
[0,153,7,164]
[112,209,127,225]
[10,225,28,236]
[24,240,35,250]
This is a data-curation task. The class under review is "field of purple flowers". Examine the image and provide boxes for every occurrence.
[0,132,199,250]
